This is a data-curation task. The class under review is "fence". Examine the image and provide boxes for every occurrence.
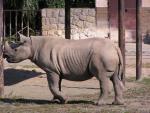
[3,10,41,41]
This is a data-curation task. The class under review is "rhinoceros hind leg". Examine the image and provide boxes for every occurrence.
[95,72,109,106]
[111,74,124,105]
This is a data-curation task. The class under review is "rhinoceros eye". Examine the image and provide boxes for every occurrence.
[14,48,17,52]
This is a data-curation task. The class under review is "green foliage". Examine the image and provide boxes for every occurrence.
[22,0,39,10]
[47,0,65,8]
[140,78,150,86]
[4,0,95,10]
[4,0,40,25]
[4,0,65,10]
[71,0,95,7]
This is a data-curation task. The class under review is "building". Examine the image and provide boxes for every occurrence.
[96,0,150,42]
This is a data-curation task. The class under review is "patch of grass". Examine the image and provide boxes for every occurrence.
[139,77,150,86]
[0,99,148,113]
[126,63,150,68]
[125,87,146,97]
[126,77,136,82]
[126,77,150,86]
[142,63,150,68]
[125,77,150,98]
[67,108,88,113]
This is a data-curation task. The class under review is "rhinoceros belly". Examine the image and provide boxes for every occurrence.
[55,43,93,81]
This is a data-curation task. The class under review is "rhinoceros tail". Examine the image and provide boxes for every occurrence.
[115,46,125,86]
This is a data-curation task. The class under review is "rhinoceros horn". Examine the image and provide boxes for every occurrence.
[4,41,12,51]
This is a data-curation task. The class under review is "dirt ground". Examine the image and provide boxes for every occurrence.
[0,43,150,113]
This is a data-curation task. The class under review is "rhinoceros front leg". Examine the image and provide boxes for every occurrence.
[47,72,67,104]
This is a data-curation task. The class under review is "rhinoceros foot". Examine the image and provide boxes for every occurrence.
[112,99,124,105]
[51,98,67,104]
[50,98,61,104]
[94,100,107,106]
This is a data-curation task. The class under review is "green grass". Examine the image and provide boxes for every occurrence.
[126,77,150,85]
[126,77,136,82]
[125,77,150,98]
[142,63,150,68]
[126,63,150,68]
[139,77,150,86]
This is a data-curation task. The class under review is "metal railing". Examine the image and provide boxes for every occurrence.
[3,10,41,41]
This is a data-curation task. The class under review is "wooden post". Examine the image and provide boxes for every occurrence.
[0,0,4,96]
[65,0,71,39]
[118,0,125,84]
[136,0,142,80]
[95,0,108,27]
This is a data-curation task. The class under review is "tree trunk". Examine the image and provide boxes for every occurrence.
[65,0,70,39]
[0,0,4,96]
[118,0,125,85]
[136,0,142,80]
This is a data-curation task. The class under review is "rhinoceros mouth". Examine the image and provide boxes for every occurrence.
[4,55,17,63]
[3,54,16,63]
[3,54,10,59]
[6,58,18,63]
[6,57,13,62]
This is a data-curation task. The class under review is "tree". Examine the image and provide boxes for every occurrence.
[4,0,95,9]
[4,0,65,10]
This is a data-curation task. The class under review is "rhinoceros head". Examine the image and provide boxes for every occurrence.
[3,34,32,63]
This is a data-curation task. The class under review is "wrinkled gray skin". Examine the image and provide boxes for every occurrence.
[3,34,124,105]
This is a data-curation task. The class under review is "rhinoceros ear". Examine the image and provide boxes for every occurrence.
[18,33,30,43]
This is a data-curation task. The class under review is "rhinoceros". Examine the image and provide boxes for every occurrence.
[3,34,124,105]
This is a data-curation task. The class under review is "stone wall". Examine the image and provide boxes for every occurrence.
[41,9,65,38]
[71,8,96,39]
[41,8,96,39]
[41,8,150,42]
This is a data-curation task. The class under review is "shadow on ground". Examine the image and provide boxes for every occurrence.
[4,68,45,86]
[0,98,94,105]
